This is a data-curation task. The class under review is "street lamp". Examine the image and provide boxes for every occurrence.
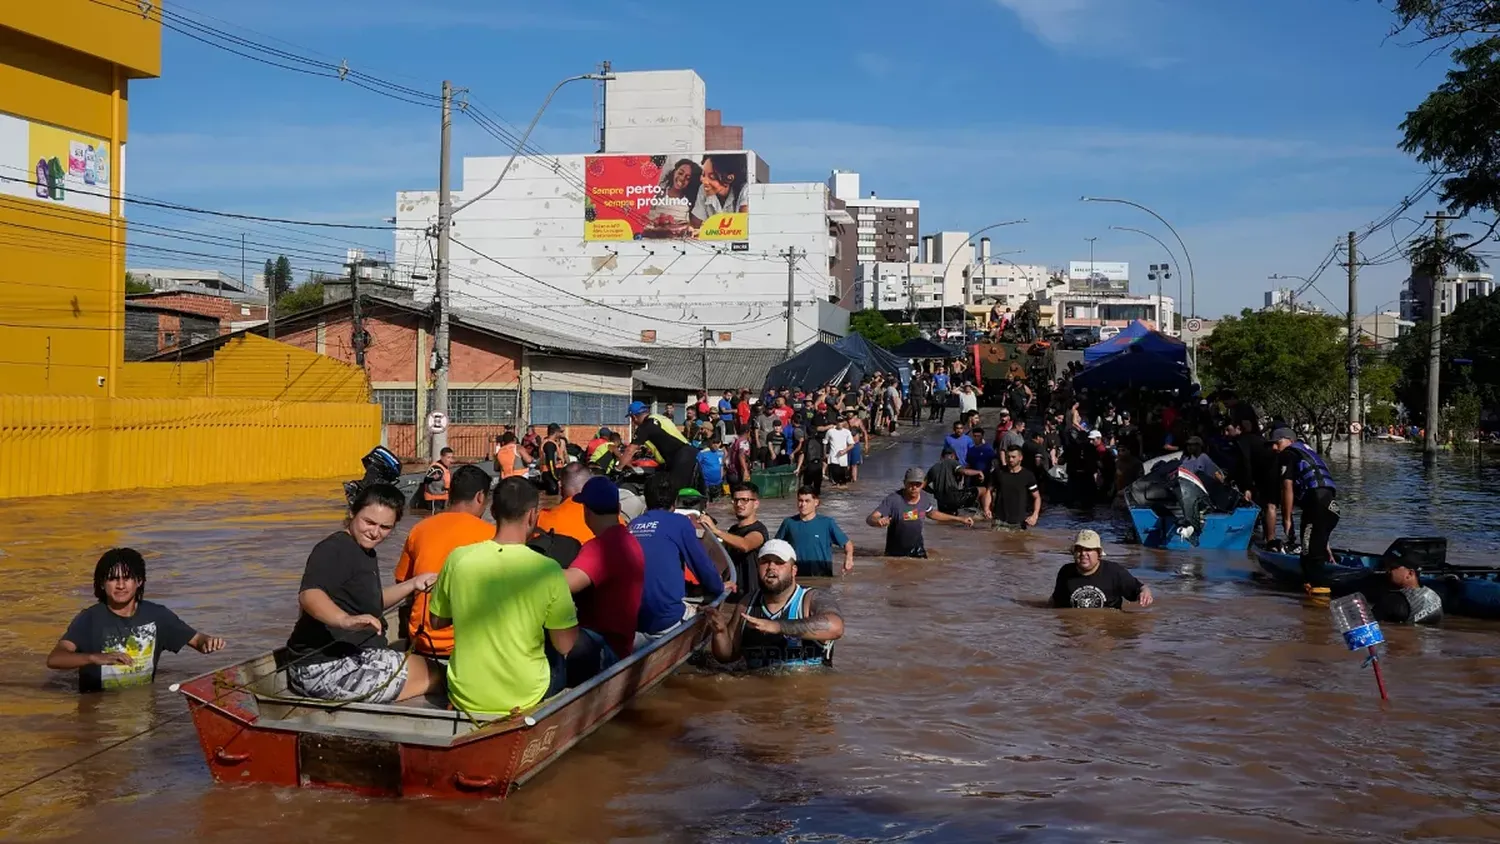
[455,71,614,213]
[938,219,1028,338]
[1110,225,1179,333]
[1084,236,1098,283]
[1268,273,1312,312]
[1081,197,1196,319]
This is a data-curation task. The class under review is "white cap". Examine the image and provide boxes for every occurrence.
[1088,429,1103,440]
[758,539,797,562]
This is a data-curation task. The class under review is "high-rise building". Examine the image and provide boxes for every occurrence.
[1400,270,1494,321]
[826,171,919,306]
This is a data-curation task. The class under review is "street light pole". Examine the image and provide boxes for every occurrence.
[1268,273,1312,312]
[1110,225,1179,332]
[939,219,1028,339]
[1085,236,1098,284]
[1082,196,1198,368]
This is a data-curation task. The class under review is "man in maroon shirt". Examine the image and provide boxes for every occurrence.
[563,476,645,684]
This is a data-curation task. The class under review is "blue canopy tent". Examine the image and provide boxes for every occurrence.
[1072,345,1192,392]
[834,333,909,384]
[1083,320,1188,365]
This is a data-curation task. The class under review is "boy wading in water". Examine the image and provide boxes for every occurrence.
[47,548,226,692]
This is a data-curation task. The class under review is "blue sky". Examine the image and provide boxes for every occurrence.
[122,0,1483,318]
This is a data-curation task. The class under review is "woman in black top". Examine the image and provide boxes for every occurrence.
[285,484,445,703]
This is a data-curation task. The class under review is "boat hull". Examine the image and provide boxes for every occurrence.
[1128,505,1259,551]
[1252,547,1500,620]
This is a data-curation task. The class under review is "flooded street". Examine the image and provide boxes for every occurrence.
[2,426,1499,842]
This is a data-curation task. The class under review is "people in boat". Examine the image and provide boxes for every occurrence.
[1051,529,1155,610]
[419,447,457,512]
[991,444,1041,531]
[696,481,768,593]
[285,483,444,703]
[867,467,974,558]
[559,476,644,685]
[47,548,226,693]
[394,465,494,659]
[1178,436,1225,484]
[624,400,699,495]
[538,463,620,545]
[629,473,726,643]
[775,485,854,577]
[428,477,578,715]
[708,540,844,669]
[1269,427,1340,595]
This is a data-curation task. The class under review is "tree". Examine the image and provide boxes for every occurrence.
[124,271,151,295]
[1362,358,1401,427]
[849,310,919,349]
[1202,309,1348,450]
[275,280,325,315]
[262,258,275,296]
[1390,291,1500,425]
[272,255,293,300]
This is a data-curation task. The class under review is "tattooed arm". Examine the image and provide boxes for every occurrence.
[768,590,844,642]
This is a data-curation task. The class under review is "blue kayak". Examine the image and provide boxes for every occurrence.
[1252,541,1500,620]
[1129,505,1259,551]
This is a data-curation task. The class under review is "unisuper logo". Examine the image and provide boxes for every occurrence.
[700,213,748,240]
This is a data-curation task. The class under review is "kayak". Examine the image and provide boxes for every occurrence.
[1252,539,1500,620]
[1128,505,1259,551]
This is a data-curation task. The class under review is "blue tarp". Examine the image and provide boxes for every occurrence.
[1083,320,1187,364]
[1072,345,1191,392]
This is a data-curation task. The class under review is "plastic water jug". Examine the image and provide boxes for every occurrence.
[1330,593,1384,651]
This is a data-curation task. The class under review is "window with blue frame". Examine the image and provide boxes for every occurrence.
[529,391,630,427]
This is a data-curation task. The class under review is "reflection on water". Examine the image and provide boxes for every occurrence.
[1,430,1498,842]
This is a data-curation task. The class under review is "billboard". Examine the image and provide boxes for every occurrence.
[1068,261,1129,283]
[583,152,750,242]
[0,112,112,215]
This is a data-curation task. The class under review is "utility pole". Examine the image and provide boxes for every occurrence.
[700,327,712,398]
[1346,230,1361,459]
[783,247,801,356]
[432,79,453,455]
[350,256,367,367]
[1422,212,1452,467]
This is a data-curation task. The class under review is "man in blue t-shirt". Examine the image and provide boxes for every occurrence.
[775,486,854,578]
[964,425,998,518]
[930,369,951,422]
[628,474,725,636]
[943,420,971,465]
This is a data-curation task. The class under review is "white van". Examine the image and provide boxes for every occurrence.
[1098,325,1122,341]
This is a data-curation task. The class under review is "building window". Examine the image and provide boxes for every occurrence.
[162,331,177,346]
[530,391,629,428]
[450,389,518,424]
[373,388,416,424]
[905,221,914,229]
[906,208,914,215]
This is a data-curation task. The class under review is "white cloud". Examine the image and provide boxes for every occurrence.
[992,0,1100,47]
[991,0,1178,67]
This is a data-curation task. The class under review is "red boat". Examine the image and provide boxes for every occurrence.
[177,536,732,800]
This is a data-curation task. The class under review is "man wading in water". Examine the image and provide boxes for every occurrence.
[708,540,844,669]
[1051,529,1154,610]
[867,467,974,558]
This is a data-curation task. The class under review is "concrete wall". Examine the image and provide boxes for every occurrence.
[604,70,706,154]
[394,157,837,349]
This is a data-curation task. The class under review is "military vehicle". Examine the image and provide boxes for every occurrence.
[971,338,1056,399]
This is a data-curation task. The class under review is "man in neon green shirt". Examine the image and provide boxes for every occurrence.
[429,477,579,714]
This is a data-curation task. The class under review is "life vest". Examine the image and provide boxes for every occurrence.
[1286,441,1336,498]
[422,462,451,502]
[495,444,527,479]
[640,413,687,462]
[586,437,607,461]
[589,441,612,465]
[741,585,833,669]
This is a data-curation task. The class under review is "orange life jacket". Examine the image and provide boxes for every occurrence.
[496,444,527,479]
[422,462,451,502]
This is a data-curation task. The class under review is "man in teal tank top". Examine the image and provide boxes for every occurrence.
[707,539,844,669]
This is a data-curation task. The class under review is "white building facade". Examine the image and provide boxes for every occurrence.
[392,70,844,349]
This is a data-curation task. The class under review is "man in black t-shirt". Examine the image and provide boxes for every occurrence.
[925,447,980,514]
[700,481,769,593]
[991,444,1040,530]
[1051,529,1154,609]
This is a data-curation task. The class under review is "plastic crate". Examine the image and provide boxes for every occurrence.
[751,467,799,499]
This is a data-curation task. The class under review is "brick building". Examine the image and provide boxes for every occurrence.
[154,296,645,460]
[126,290,267,333]
[124,302,220,360]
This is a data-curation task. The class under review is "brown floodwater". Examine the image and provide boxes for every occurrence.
[2,419,1499,842]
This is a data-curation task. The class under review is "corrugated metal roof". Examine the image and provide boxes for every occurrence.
[632,346,788,394]
[446,305,648,365]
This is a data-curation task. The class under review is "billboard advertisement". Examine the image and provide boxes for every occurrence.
[1068,261,1129,283]
[0,112,112,215]
[583,152,750,242]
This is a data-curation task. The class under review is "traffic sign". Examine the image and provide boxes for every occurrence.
[1185,318,1203,333]
[426,411,448,434]
[1350,421,1363,434]
[937,328,950,340]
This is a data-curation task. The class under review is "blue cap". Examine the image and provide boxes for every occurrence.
[575,476,621,514]
[627,400,648,417]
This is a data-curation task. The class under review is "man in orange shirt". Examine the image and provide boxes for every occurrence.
[394,464,494,658]
[536,463,622,544]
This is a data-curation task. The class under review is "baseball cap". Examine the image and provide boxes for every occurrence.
[903,466,925,484]
[596,426,613,437]
[1088,429,1103,440]
[758,539,798,562]
[575,476,621,515]
[1073,529,1103,550]
[1270,427,1295,443]
[626,400,648,417]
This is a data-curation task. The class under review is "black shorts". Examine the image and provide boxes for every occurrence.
[797,559,834,578]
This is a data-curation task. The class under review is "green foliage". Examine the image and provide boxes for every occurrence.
[1445,389,1482,456]
[849,310,919,349]
[1387,1,1500,41]
[275,281,324,315]
[272,255,293,300]
[1203,309,1348,435]
[1362,359,1401,427]
[1391,291,1500,425]
[123,271,151,295]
